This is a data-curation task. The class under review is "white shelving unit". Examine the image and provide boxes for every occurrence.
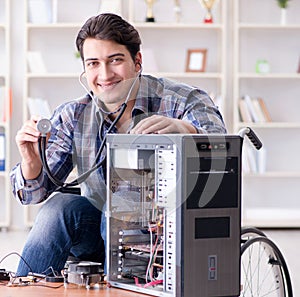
[23,0,228,226]
[233,0,300,227]
[0,0,11,229]
[127,0,228,121]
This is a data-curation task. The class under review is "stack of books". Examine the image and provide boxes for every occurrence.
[239,95,272,123]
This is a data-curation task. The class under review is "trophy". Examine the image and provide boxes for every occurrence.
[173,0,182,23]
[199,0,216,23]
[144,0,156,22]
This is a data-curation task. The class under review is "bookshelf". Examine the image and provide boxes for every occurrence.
[0,0,11,229]
[22,0,228,226]
[233,0,300,227]
[127,0,228,120]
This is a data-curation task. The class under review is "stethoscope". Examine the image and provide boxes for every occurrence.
[37,66,142,191]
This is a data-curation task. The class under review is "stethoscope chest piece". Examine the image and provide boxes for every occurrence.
[37,118,52,136]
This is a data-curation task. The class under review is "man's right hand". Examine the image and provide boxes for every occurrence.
[15,115,44,180]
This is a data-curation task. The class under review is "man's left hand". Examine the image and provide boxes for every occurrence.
[130,115,197,134]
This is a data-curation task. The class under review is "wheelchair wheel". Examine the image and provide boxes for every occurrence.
[241,227,267,239]
[240,236,293,297]
[241,226,267,244]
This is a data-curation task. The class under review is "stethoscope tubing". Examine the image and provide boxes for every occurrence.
[38,69,142,192]
[38,101,127,191]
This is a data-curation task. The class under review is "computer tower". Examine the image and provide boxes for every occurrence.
[106,134,241,297]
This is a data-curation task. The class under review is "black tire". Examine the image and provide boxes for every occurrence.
[241,226,267,244]
[240,236,293,297]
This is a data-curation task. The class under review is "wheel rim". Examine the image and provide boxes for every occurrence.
[240,237,285,297]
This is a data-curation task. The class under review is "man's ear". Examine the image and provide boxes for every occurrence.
[135,52,142,72]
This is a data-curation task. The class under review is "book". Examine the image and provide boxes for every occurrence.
[27,97,52,119]
[240,95,272,123]
[243,95,259,122]
[242,146,250,173]
[257,97,272,122]
[239,99,252,122]
[0,86,5,122]
[27,51,47,73]
[243,142,267,174]
[2,88,12,122]
[244,143,258,173]
[0,133,5,171]
[252,97,267,122]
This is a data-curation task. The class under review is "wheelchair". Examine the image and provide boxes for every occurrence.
[237,128,293,297]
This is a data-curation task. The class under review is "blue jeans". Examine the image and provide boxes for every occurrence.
[17,192,105,276]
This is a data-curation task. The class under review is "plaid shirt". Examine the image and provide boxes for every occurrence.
[10,74,226,210]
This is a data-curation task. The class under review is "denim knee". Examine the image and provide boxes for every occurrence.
[34,193,83,231]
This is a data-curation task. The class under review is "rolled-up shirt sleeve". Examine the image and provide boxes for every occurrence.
[10,163,48,205]
[156,85,227,134]
[183,89,226,134]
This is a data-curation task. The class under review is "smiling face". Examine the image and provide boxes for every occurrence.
[83,38,142,112]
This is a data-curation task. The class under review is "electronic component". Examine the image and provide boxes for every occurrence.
[63,261,104,289]
[119,229,150,244]
[0,269,10,281]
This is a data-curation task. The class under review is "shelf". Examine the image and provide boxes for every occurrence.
[243,208,300,228]
[236,122,300,129]
[27,73,79,78]
[133,23,224,29]
[27,23,82,29]
[238,73,300,79]
[244,172,300,178]
[238,23,300,29]
[26,23,225,30]
[146,72,223,79]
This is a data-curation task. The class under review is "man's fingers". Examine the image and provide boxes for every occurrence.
[131,115,163,134]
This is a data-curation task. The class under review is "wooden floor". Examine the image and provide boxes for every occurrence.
[0,282,150,297]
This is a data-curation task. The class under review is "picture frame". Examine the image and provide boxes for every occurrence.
[185,49,207,72]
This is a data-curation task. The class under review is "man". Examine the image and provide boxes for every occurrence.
[10,13,226,276]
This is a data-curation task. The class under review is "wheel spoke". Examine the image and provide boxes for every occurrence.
[240,236,288,297]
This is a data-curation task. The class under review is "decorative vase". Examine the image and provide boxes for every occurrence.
[280,8,286,25]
